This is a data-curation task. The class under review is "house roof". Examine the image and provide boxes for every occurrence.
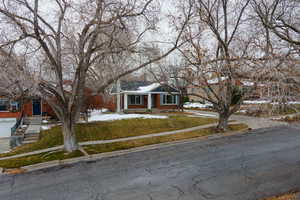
[111,81,179,94]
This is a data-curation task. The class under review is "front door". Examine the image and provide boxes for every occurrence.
[32,99,41,115]
[151,94,156,108]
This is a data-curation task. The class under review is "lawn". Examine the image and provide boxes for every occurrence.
[83,123,248,155]
[263,192,299,200]
[0,115,216,158]
[0,124,247,169]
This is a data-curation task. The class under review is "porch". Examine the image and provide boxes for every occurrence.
[118,93,179,112]
[111,81,180,112]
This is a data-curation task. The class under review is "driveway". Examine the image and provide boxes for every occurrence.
[1,124,300,200]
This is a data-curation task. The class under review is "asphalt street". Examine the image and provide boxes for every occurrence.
[1,124,300,200]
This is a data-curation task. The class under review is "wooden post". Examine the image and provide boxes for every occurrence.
[147,93,152,110]
[124,93,128,110]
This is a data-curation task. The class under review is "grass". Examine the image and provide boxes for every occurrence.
[0,150,83,169]
[83,123,248,155]
[263,192,299,200]
[278,114,300,122]
[0,124,247,169]
[0,115,216,158]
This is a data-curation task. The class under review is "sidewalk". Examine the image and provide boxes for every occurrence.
[0,121,240,161]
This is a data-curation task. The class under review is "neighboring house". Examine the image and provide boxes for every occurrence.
[187,77,242,102]
[0,85,114,119]
[0,96,56,118]
[110,81,180,112]
[187,76,300,103]
[0,95,21,118]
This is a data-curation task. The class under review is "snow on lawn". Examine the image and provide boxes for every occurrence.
[237,110,247,113]
[0,118,16,138]
[243,100,300,105]
[184,102,213,109]
[88,112,168,122]
[243,100,271,104]
[41,126,51,130]
[88,108,109,115]
[192,113,216,117]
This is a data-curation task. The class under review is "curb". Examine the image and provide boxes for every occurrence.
[4,128,249,174]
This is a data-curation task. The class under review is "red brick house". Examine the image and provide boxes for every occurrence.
[110,81,180,111]
[0,88,114,119]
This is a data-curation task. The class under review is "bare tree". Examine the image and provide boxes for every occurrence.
[252,0,300,51]
[174,0,255,130]
[0,0,188,152]
[148,58,189,111]
[250,0,300,113]
[0,48,36,107]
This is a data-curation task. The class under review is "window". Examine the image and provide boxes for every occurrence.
[128,95,143,105]
[10,101,19,111]
[162,94,177,105]
[0,98,9,111]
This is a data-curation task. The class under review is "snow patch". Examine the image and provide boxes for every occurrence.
[193,113,216,117]
[243,100,270,104]
[0,118,16,138]
[88,113,168,122]
[207,77,227,84]
[243,100,300,105]
[137,83,160,93]
[124,83,161,94]
[241,81,254,86]
[88,108,109,116]
[184,102,213,108]
[41,126,51,130]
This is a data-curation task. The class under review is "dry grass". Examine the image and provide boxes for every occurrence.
[263,193,298,200]
[0,123,248,169]
[83,124,248,155]
[0,150,83,169]
[0,115,216,158]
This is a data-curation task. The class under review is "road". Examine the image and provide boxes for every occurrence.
[1,124,300,200]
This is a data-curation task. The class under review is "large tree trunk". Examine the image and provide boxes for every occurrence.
[217,111,230,131]
[62,115,78,152]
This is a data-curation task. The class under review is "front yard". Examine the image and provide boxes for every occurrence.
[0,115,217,158]
[0,123,247,169]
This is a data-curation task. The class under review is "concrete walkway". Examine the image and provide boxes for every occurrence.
[0,122,240,161]
[23,117,42,144]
